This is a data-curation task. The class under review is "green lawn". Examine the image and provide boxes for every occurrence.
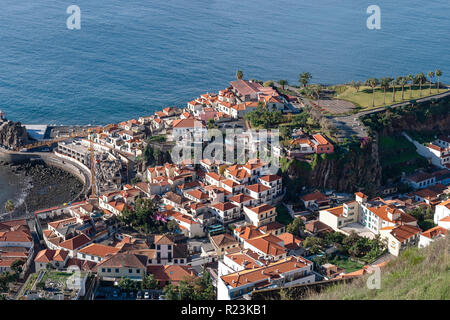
[22,273,38,293]
[379,134,428,182]
[329,256,364,273]
[405,130,436,144]
[337,85,443,110]
[148,135,167,143]
[379,135,426,165]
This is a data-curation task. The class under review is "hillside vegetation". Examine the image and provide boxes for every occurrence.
[305,236,449,300]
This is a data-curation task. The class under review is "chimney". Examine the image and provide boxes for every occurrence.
[261,270,264,275]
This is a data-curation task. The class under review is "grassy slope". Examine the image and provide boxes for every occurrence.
[337,85,441,109]
[305,236,449,300]
[378,135,428,181]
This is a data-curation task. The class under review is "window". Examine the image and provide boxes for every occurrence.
[136,269,140,273]
[107,268,111,273]
[129,269,133,273]
[102,268,106,272]
[115,268,119,273]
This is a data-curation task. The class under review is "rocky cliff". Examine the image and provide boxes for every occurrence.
[284,140,382,196]
[284,96,449,195]
[0,120,30,149]
[362,96,450,136]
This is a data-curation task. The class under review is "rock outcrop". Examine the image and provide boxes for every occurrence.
[285,140,382,195]
[0,120,30,149]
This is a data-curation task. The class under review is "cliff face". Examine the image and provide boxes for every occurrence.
[285,97,449,194]
[286,141,382,194]
[379,104,450,136]
[364,96,450,137]
[0,120,30,149]
[308,142,381,192]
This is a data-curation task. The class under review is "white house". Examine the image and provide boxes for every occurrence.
[434,199,450,224]
[217,256,315,300]
[418,226,447,248]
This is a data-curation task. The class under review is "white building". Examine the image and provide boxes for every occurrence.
[418,226,447,248]
[434,199,450,224]
[217,256,315,300]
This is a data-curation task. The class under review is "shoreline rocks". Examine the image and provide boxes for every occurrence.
[2,162,84,218]
[0,120,31,150]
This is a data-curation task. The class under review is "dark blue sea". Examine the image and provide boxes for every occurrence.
[0,0,449,126]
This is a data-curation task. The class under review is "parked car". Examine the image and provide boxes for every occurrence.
[136,291,143,299]
[144,291,150,299]
[112,290,119,298]
[158,295,165,300]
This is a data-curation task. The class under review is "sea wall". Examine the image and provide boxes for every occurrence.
[0,151,91,199]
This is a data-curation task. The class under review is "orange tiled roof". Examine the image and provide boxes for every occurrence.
[78,243,120,257]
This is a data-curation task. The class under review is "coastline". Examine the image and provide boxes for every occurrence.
[0,161,84,220]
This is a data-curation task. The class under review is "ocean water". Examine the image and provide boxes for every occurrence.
[0,0,449,126]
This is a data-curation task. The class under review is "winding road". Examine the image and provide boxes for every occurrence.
[275,82,450,141]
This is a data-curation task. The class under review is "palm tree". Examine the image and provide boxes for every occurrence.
[299,72,312,88]
[390,78,397,102]
[5,200,14,220]
[428,71,435,94]
[355,80,361,92]
[414,73,426,97]
[350,80,361,93]
[311,84,323,107]
[436,69,442,93]
[407,74,414,99]
[235,70,243,80]
[365,78,379,108]
[398,76,407,101]
[278,79,288,90]
[380,77,391,105]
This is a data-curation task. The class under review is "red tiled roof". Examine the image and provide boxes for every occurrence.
[212,202,237,211]
[221,256,310,288]
[301,191,329,202]
[247,204,275,214]
[259,175,281,182]
[229,193,254,204]
[245,184,270,193]
[390,225,421,242]
[59,234,91,251]
[421,226,447,239]
[78,243,120,257]
[147,265,196,284]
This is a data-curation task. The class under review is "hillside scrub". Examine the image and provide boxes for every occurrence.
[305,236,449,300]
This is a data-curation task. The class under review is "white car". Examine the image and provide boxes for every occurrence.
[144,291,150,299]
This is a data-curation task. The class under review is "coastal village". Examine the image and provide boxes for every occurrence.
[0,76,449,301]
